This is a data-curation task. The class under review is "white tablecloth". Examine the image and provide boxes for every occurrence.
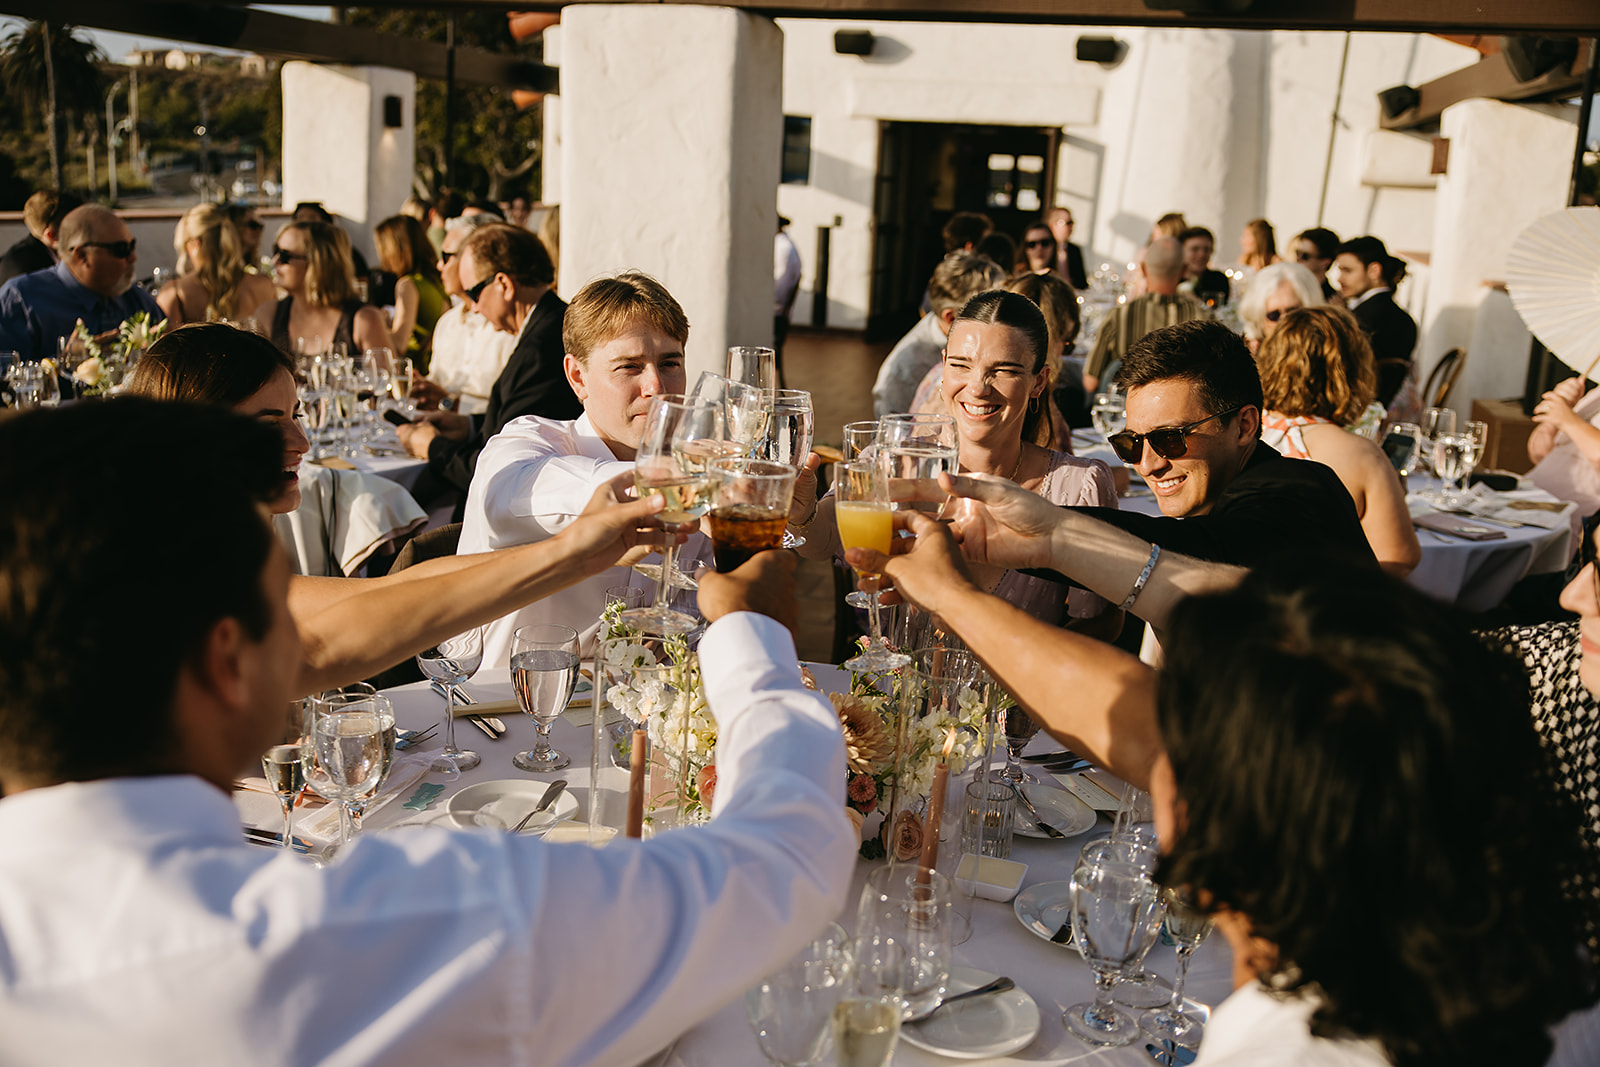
[237,670,1235,1066]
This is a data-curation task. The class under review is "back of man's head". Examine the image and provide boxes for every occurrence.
[928,251,1006,316]
[0,401,283,787]
[23,190,82,243]
[1117,319,1264,420]
[941,212,992,253]
[1142,237,1185,288]
[564,271,690,365]
[462,224,555,288]
[1296,227,1339,261]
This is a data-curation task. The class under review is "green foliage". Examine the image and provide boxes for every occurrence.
[0,21,106,193]
[346,8,544,202]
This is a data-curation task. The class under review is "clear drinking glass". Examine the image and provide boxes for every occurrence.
[855,865,954,1021]
[1387,421,1423,478]
[1140,886,1216,1049]
[830,999,901,1067]
[960,780,1016,860]
[511,623,581,773]
[707,457,797,572]
[689,370,764,455]
[625,396,722,635]
[879,413,958,516]
[312,703,386,851]
[261,743,305,849]
[1090,392,1127,439]
[415,626,484,771]
[1433,431,1473,508]
[744,922,852,1066]
[604,585,648,611]
[843,420,880,460]
[1063,859,1166,1047]
[755,389,813,548]
[1075,835,1170,1010]
[836,458,909,673]
[727,345,777,395]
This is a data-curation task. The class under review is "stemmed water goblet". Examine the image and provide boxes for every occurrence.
[511,623,581,773]
[1140,885,1216,1050]
[261,742,305,849]
[1433,431,1474,509]
[416,626,484,771]
[836,457,909,673]
[623,395,722,635]
[1063,854,1166,1046]
[311,701,387,853]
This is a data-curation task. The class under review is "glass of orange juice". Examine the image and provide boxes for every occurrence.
[836,458,910,673]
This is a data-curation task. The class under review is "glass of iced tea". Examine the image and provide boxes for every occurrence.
[706,458,798,572]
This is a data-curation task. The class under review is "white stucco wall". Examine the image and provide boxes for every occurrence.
[558,6,783,381]
[280,62,415,265]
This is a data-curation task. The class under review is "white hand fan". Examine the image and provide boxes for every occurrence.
[1506,206,1600,377]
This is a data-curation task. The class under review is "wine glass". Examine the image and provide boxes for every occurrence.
[511,623,581,773]
[745,922,852,1066]
[878,413,957,516]
[727,345,777,396]
[260,743,304,849]
[994,704,1041,784]
[416,627,484,771]
[1387,421,1423,479]
[1140,886,1216,1049]
[1063,857,1166,1047]
[855,865,953,1021]
[836,458,909,673]
[1463,419,1489,495]
[623,396,722,635]
[312,702,386,850]
[755,388,813,548]
[1433,431,1473,509]
[1090,392,1126,439]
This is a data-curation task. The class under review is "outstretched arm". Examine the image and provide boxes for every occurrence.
[847,511,1164,790]
[288,473,677,693]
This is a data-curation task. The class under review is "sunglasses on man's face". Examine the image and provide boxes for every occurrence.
[1025,238,1055,249]
[81,239,136,259]
[242,220,264,233]
[1264,307,1299,323]
[1107,407,1242,464]
[464,274,497,303]
[271,247,307,265]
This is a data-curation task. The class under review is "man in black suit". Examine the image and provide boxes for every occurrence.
[1046,206,1089,291]
[0,190,81,286]
[1335,235,1417,407]
[398,224,578,508]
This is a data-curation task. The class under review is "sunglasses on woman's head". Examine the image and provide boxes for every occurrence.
[271,247,307,265]
[1107,407,1242,464]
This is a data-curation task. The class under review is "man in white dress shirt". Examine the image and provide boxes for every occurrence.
[0,399,855,1066]
[459,272,708,667]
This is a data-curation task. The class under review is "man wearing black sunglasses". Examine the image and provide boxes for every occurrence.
[0,205,164,363]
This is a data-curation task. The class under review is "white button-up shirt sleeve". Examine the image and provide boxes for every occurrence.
[465,415,635,548]
[0,614,853,1067]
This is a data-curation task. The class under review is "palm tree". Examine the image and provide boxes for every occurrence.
[0,21,105,191]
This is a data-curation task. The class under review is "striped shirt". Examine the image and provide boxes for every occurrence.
[1085,292,1211,380]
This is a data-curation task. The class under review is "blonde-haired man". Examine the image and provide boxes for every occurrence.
[458,271,708,666]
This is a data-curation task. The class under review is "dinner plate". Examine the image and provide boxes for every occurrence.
[1013,879,1076,947]
[446,779,581,832]
[899,965,1041,1059]
[1013,782,1097,839]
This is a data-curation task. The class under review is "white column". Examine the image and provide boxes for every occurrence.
[559,5,784,380]
[280,62,416,266]
[1421,98,1576,411]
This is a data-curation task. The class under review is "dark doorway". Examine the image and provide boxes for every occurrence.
[867,121,1058,341]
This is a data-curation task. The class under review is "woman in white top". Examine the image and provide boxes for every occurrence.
[1257,306,1420,578]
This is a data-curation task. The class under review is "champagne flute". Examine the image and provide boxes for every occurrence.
[416,627,484,771]
[312,703,386,851]
[836,458,909,673]
[1063,858,1166,1047]
[1140,886,1216,1049]
[624,396,722,636]
[511,623,581,773]
[830,999,900,1067]
[261,743,305,849]
[842,420,881,609]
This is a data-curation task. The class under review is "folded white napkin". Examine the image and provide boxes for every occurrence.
[300,755,433,839]
[1460,484,1573,530]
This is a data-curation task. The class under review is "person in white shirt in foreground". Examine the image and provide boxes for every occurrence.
[0,399,855,1067]
[460,270,815,668]
[851,474,1600,1067]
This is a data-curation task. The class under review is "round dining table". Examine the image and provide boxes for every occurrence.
[237,667,1235,1066]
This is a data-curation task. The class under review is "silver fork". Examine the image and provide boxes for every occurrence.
[395,724,437,750]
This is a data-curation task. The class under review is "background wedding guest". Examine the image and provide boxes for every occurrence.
[1257,307,1420,576]
[126,323,426,579]
[0,189,81,285]
[0,399,855,1067]
[1014,220,1059,276]
[414,214,518,416]
[0,204,163,361]
[290,201,369,277]
[1237,217,1281,272]
[1238,260,1326,354]
[1151,212,1188,242]
[941,210,991,254]
[1335,234,1418,407]
[1044,205,1089,290]
[157,204,276,327]
[256,221,388,357]
[373,214,447,369]
[1082,236,1208,394]
[774,214,802,378]
[1528,372,1600,521]
[1291,225,1341,301]
[398,224,576,512]
[872,251,1005,417]
[1176,225,1231,306]
[222,203,267,273]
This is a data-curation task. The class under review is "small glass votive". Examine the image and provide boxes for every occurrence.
[961,780,1016,860]
[605,585,648,611]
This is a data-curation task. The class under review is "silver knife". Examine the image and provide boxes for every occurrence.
[464,715,500,739]
[243,827,315,853]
